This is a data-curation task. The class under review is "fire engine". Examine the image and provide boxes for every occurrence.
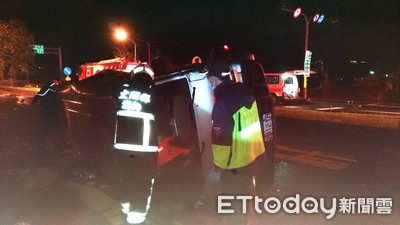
[77,58,139,81]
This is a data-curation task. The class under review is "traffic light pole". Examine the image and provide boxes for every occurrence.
[44,47,63,80]
[302,14,310,99]
[282,8,313,99]
[135,39,151,66]
[58,47,63,79]
[134,39,170,66]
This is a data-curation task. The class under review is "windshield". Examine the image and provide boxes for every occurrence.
[284,76,294,85]
[265,76,279,84]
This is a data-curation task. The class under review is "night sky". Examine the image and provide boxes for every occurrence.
[1,0,399,74]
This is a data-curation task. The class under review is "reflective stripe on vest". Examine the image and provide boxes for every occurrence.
[114,110,159,152]
[212,101,265,169]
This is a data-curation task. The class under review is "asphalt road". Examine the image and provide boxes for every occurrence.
[0,91,399,225]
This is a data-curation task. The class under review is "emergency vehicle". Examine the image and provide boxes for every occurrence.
[77,58,139,81]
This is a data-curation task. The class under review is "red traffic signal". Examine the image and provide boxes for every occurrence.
[293,7,302,18]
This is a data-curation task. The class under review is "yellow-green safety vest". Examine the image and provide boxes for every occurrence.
[212,101,265,169]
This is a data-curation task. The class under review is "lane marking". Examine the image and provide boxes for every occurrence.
[64,99,83,105]
[282,106,304,109]
[276,145,357,171]
[66,108,92,117]
[315,106,345,111]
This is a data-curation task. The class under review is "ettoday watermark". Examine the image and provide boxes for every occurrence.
[217,195,392,219]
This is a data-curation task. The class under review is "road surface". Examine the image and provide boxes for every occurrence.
[0,89,399,225]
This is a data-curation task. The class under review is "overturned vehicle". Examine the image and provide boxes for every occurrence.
[61,58,277,224]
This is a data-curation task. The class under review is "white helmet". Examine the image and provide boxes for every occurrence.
[132,63,155,80]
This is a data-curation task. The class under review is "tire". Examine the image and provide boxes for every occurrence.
[271,93,278,105]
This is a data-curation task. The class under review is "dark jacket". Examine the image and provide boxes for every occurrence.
[211,80,267,170]
[32,83,63,118]
[212,80,254,146]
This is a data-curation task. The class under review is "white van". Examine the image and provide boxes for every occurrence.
[264,72,300,102]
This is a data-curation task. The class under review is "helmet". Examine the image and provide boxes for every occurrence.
[204,57,231,80]
[130,63,155,87]
[49,80,61,89]
[132,63,155,80]
[50,80,60,86]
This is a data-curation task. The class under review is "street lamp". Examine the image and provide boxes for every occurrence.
[282,7,324,99]
[113,27,155,65]
[113,27,137,62]
[115,28,128,41]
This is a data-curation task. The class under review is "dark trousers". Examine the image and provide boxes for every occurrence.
[114,152,158,212]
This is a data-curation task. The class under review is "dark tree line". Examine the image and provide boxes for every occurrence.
[0,19,35,86]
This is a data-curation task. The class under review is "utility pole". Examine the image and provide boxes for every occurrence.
[44,47,63,80]
[282,7,325,99]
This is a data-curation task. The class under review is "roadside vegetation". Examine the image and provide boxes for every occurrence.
[310,66,400,104]
[0,20,36,87]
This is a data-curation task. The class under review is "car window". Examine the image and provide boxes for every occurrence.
[265,76,279,84]
[284,76,293,84]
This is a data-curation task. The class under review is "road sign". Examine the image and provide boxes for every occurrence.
[63,67,72,76]
[304,50,312,77]
[32,45,44,54]
[65,76,71,82]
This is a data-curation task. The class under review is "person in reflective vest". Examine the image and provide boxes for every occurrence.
[113,63,159,225]
[205,57,268,194]
[114,63,158,152]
